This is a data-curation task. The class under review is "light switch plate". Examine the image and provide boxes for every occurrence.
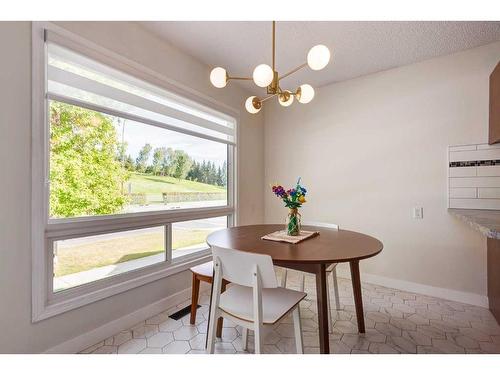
[413,207,423,219]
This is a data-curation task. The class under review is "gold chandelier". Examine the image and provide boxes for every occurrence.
[209,21,331,114]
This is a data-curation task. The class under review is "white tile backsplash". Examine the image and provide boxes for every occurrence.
[449,176,500,188]
[449,148,500,162]
[449,198,500,210]
[477,166,500,177]
[449,188,477,199]
[449,143,500,210]
[478,188,500,199]
[449,167,477,177]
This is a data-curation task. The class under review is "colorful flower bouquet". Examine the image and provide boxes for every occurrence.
[271,177,307,236]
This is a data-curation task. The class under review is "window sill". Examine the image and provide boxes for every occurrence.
[33,250,212,322]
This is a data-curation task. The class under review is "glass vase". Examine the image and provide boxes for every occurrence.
[286,208,301,236]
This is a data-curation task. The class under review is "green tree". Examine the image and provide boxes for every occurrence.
[49,102,129,218]
[171,150,193,180]
[124,155,135,171]
[216,166,223,186]
[116,141,128,165]
[221,160,227,187]
[194,161,202,181]
[135,143,152,173]
[201,160,209,183]
[152,147,166,175]
[209,162,217,185]
[164,147,176,176]
[187,161,201,181]
[186,159,227,186]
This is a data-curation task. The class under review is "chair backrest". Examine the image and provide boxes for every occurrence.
[303,221,339,230]
[212,246,278,288]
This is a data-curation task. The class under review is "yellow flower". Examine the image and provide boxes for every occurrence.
[298,196,306,203]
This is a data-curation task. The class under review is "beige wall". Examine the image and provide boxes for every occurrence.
[264,41,500,298]
[0,21,264,353]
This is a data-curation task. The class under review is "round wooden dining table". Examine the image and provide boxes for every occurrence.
[206,224,383,354]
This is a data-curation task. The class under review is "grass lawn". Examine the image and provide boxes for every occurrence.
[128,173,226,194]
[54,229,211,277]
[124,173,227,204]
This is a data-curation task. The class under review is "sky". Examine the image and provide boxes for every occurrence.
[113,118,227,167]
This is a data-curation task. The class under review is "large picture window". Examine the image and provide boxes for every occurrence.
[32,24,236,321]
[49,101,229,219]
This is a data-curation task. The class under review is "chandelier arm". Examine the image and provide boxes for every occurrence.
[228,76,253,81]
[261,93,279,103]
[278,63,308,81]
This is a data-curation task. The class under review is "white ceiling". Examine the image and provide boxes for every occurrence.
[139,21,500,94]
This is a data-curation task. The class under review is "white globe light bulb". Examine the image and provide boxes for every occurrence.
[279,91,294,107]
[307,45,330,71]
[252,64,274,87]
[245,96,261,114]
[210,67,227,88]
[298,84,315,104]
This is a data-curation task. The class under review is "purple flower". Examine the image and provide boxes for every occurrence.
[272,185,288,198]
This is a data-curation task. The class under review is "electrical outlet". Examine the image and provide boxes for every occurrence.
[412,207,423,219]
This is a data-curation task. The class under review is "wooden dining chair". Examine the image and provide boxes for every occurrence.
[207,246,306,354]
[190,261,228,338]
[280,221,341,333]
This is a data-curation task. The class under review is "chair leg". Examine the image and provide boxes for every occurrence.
[299,273,305,292]
[331,267,341,310]
[216,281,227,338]
[292,307,304,354]
[325,272,333,333]
[254,324,263,354]
[281,268,288,288]
[207,309,218,354]
[242,328,249,351]
[190,274,200,325]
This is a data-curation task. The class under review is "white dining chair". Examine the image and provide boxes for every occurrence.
[207,246,306,354]
[280,221,341,333]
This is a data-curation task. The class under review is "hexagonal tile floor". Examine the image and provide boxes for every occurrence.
[80,272,500,354]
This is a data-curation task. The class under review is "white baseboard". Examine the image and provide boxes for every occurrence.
[335,265,488,308]
[44,283,211,354]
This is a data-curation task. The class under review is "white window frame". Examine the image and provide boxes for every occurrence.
[31,22,239,322]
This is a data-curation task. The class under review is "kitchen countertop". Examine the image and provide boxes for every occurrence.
[449,209,500,239]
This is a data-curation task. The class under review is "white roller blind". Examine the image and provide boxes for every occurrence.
[45,35,236,145]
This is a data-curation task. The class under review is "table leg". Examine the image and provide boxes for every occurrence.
[315,264,330,354]
[350,260,365,333]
